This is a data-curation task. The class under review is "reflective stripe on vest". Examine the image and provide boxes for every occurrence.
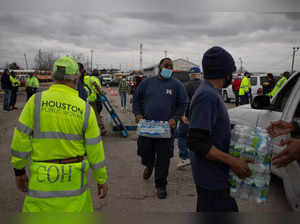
[11,150,31,159]
[27,161,88,198]
[33,92,90,141]
[85,135,102,145]
[90,160,106,170]
[16,121,33,135]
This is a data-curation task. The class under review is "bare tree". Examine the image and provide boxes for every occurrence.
[8,62,21,70]
[34,49,58,71]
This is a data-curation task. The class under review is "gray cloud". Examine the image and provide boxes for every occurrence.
[0,8,300,72]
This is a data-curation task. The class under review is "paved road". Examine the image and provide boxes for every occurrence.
[0,88,291,212]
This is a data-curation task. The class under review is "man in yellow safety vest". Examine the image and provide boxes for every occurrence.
[269,71,290,97]
[10,56,108,212]
[9,71,21,110]
[84,70,107,135]
[238,72,252,105]
[25,73,39,101]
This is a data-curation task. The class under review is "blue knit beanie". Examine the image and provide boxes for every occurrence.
[202,46,236,79]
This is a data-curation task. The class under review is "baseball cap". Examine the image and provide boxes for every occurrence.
[53,56,79,80]
[189,67,201,74]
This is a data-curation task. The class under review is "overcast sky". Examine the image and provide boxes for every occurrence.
[1,0,300,73]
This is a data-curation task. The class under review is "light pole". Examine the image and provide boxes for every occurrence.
[291,47,300,74]
[239,57,243,73]
[90,49,94,72]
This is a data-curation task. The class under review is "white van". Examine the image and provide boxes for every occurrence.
[222,74,270,103]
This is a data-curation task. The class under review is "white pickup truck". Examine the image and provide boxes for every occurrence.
[228,72,300,211]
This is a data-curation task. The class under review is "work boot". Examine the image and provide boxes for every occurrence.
[156,188,167,199]
[143,166,153,180]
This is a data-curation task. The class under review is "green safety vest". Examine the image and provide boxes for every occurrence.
[10,75,21,87]
[26,76,39,88]
[84,76,101,103]
[238,77,251,96]
[269,77,287,97]
[11,84,107,212]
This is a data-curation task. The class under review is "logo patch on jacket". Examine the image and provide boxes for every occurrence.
[166,89,173,95]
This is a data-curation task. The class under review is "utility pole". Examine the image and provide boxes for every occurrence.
[164,50,167,58]
[140,43,143,72]
[239,57,243,73]
[139,43,143,73]
[24,53,28,69]
[90,49,94,72]
[291,47,300,74]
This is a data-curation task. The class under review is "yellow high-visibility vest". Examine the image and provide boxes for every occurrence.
[10,84,107,212]
[10,75,21,87]
[84,76,101,102]
[238,77,251,96]
[269,77,287,97]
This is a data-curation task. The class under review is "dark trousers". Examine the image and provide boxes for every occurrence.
[176,121,189,160]
[137,136,172,189]
[26,87,37,101]
[3,89,11,110]
[10,87,18,107]
[239,94,249,105]
[234,90,239,106]
[196,187,238,212]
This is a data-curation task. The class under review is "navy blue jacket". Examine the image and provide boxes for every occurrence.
[133,76,188,121]
[1,73,12,90]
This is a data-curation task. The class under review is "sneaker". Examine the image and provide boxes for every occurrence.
[143,167,153,180]
[13,106,18,110]
[156,188,167,199]
[177,159,191,169]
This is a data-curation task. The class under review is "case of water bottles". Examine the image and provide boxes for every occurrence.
[229,124,272,204]
[137,119,171,139]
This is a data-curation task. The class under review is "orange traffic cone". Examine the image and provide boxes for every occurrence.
[110,90,114,96]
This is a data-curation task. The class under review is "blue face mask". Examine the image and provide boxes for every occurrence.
[160,68,173,79]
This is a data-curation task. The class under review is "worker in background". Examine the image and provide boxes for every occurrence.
[188,46,253,212]
[1,69,13,112]
[133,58,188,199]
[25,72,39,101]
[76,63,90,101]
[262,73,275,95]
[267,120,300,167]
[9,71,21,110]
[10,56,108,212]
[84,69,107,136]
[119,75,130,112]
[238,72,251,105]
[177,66,202,169]
[232,74,242,106]
[269,71,290,97]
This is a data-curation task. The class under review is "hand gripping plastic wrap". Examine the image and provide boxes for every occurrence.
[137,119,171,139]
[229,124,272,204]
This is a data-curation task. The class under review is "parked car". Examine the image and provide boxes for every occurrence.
[222,74,279,103]
[101,74,113,85]
[228,72,300,211]
[110,78,122,87]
